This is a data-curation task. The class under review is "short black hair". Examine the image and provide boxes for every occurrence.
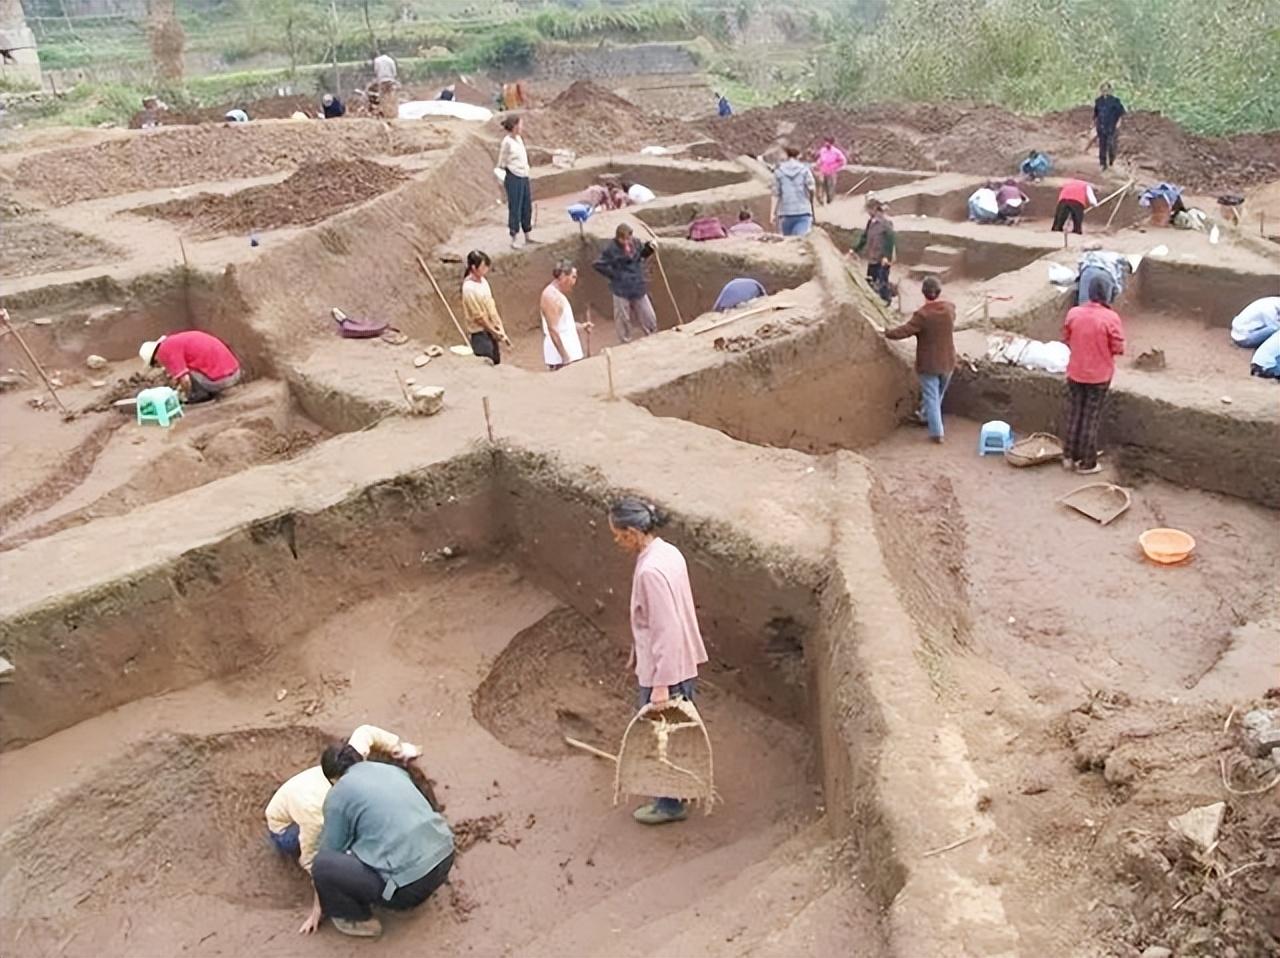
[1088,275,1110,304]
[738,209,752,221]
[500,114,520,132]
[784,146,801,159]
[921,275,942,300]
[552,258,576,278]
[615,223,634,239]
[321,743,363,782]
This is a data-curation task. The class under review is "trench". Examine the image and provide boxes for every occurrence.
[0,450,895,955]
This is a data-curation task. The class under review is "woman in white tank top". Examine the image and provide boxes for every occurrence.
[540,259,592,370]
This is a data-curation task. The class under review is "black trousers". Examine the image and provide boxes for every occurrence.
[866,262,893,304]
[312,850,454,922]
[1052,200,1084,234]
[1098,128,1118,169]
[1062,379,1110,469]
[504,172,532,236]
[470,330,500,365]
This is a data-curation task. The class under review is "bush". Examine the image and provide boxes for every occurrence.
[470,26,539,68]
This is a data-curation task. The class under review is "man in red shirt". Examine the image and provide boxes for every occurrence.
[139,330,242,403]
[1061,275,1125,474]
[1051,178,1099,235]
[884,274,956,443]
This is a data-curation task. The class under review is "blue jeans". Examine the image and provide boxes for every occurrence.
[638,678,698,814]
[918,372,952,439]
[779,213,812,236]
[268,823,300,859]
[1077,265,1117,306]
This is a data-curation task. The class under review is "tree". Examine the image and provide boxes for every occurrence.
[146,0,185,82]
[257,0,324,76]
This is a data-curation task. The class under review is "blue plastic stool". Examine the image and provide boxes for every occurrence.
[136,386,183,427]
[978,420,1013,456]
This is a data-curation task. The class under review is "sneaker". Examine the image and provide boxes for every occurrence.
[510,235,521,249]
[632,801,688,825]
[1075,463,1103,475]
[1061,457,1075,471]
[929,435,944,444]
[332,917,382,938]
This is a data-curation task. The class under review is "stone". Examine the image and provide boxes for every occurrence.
[1168,801,1225,851]
[409,385,444,417]
[1239,709,1280,757]
[0,655,13,680]
[413,353,431,368]
[1141,947,1172,958]
[0,374,23,392]
[90,380,107,388]
[31,316,52,326]
[85,354,108,370]
[1103,751,1139,786]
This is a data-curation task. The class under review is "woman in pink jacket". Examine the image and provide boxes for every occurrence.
[609,498,708,825]
[814,136,849,205]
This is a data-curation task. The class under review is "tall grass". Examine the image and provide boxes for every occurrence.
[810,0,1280,135]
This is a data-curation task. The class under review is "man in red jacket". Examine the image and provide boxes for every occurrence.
[1051,178,1099,235]
[1061,275,1126,474]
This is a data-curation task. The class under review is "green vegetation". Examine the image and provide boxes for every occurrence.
[810,0,1280,135]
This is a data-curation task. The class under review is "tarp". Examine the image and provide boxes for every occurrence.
[398,100,493,122]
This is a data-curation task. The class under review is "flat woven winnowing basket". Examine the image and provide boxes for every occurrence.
[614,697,716,813]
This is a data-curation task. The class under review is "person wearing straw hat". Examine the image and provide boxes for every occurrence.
[139,330,241,403]
[608,497,708,826]
[460,250,511,365]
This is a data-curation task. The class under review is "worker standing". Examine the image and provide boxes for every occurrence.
[497,115,535,249]
[461,250,511,365]
[770,146,817,236]
[539,259,592,371]
[1061,275,1126,474]
[1051,178,1099,235]
[814,136,848,205]
[608,498,708,826]
[852,198,896,305]
[593,224,658,343]
[1092,82,1126,172]
[884,275,957,444]
[372,51,398,119]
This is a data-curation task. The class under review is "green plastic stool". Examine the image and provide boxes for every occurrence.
[136,386,183,427]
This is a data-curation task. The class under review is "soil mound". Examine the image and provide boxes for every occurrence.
[706,101,930,169]
[472,605,632,759]
[18,122,440,207]
[129,94,320,128]
[0,727,327,917]
[131,159,407,234]
[0,212,122,279]
[528,80,717,156]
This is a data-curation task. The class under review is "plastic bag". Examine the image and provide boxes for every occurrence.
[1048,263,1076,285]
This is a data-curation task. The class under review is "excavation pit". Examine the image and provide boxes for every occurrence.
[0,458,868,956]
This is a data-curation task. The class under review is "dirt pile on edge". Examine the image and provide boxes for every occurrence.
[0,212,122,279]
[705,101,930,169]
[18,121,441,206]
[526,80,717,155]
[129,94,321,128]
[133,159,407,234]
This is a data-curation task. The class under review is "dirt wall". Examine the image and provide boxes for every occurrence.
[1135,258,1280,321]
[0,453,501,749]
[532,159,750,199]
[947,360,1280,507]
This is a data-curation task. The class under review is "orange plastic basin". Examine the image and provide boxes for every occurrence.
[1139,528,1196,564]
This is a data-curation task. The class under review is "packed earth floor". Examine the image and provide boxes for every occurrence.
[0,79,1278,958]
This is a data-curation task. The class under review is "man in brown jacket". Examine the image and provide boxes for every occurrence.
[884,275,957,443]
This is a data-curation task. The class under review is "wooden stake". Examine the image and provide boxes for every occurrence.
[982,292,990,328]
[1261,212,1266,237]
[0,310,71,418]
[842,174,871,197]
[563,736,617,762]
[604,347,616,400]
[1062,228,1069,250]
[1102,179,1134,231]
[636,221,685,327]
[482,395,494,442]
[178,237,188,267]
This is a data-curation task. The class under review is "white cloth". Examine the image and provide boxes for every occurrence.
[397,100,492,122]
[627,183,656,204]
[541,285,583,367]
[969,188,999,219]
[1230,297,1280,346]
[498,134,530,177]
[373,54,397,82]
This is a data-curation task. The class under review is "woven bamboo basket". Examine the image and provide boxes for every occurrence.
[614,698,716,813]
[1004,432,1064,467]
